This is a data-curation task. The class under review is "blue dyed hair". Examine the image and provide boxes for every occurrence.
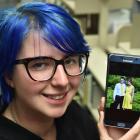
[0,2,90,109]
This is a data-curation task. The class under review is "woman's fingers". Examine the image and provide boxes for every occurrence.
[98,97,105,112]
[98,102,113,140]
[98,111,113,140]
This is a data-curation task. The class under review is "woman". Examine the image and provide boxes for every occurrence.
[0,2,99,140]
[122,78,135,110]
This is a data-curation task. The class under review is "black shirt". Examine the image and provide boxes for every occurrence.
[0,101,100,140]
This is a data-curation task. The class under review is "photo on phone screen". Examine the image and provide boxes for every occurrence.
[104,53,140,129]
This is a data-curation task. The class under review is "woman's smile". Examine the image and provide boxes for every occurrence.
[42,92,68,105]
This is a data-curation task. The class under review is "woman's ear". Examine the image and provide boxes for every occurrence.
[4,74,14,88]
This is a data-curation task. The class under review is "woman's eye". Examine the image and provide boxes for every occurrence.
[30,62,48,71]
[65,58,78,65]
[28,58,55,71]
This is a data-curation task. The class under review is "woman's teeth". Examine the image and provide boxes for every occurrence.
[44,94,66,100]
[50,94,65,100]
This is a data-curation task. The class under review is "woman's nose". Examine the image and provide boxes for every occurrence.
[51,65,69,86]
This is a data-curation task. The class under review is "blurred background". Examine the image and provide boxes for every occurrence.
[1,0,140,121]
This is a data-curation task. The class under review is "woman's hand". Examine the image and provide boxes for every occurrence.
[98,97,140,140]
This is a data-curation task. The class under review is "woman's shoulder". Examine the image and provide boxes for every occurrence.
[0,115,42,140]
[66,100,96,121]
[67,100,95,120]
[56,100,100,140]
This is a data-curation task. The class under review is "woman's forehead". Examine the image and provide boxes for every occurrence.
[17,31,66,59]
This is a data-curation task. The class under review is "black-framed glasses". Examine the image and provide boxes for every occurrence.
[14,54,89,82]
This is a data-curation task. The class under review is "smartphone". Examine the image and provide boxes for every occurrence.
[104,53,140,129]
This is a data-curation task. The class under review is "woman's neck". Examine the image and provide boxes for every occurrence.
[3,101,56,140]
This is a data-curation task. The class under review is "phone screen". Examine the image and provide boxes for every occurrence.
[104,53,140,128]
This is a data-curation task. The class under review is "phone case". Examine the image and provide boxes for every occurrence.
[104,53,140,129]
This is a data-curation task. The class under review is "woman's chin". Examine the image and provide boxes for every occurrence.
[49,111,65,118]
[46,107,67,118]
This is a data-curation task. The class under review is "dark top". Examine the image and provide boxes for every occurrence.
[0,101,100,140]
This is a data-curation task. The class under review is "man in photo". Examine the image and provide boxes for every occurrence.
[113,77,126,109]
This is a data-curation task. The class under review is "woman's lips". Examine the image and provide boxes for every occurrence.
[42,92,68,104]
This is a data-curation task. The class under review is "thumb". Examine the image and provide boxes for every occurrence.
[98,110,112,140]
[120,118,140,140]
